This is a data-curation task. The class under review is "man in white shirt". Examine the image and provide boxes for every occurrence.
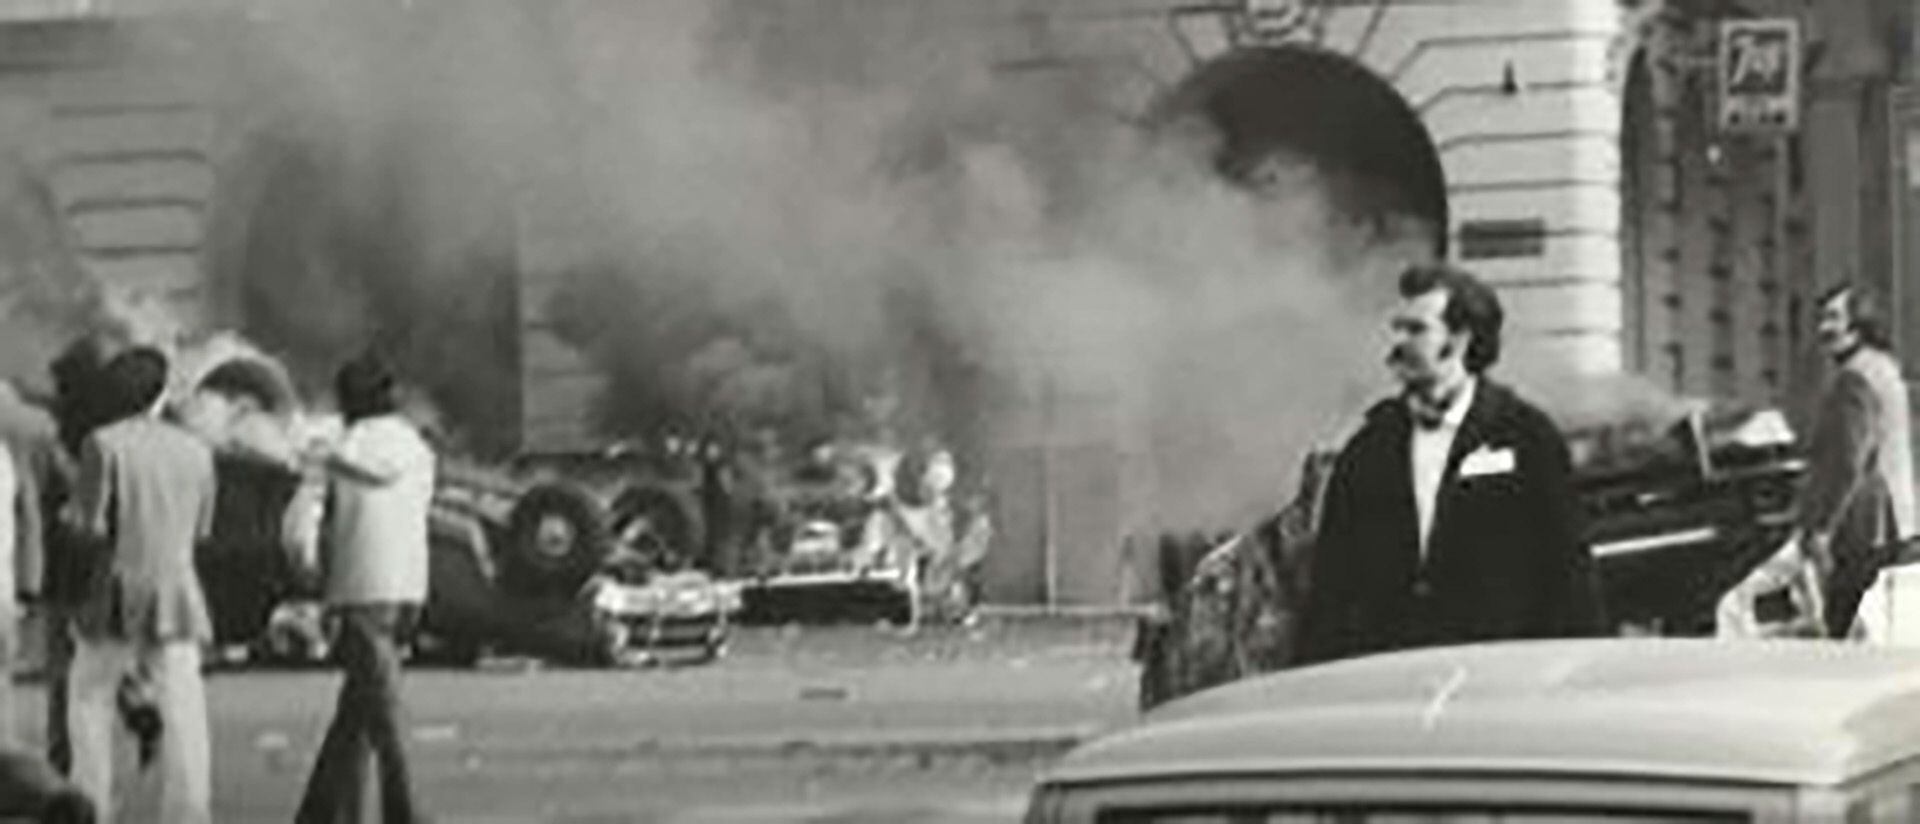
[295,352,435,824]
[1299,264,1603,664]
[1408,377,1475,563]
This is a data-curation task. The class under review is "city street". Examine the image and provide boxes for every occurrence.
[11,620,1139,823]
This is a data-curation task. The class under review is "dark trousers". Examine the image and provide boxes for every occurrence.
[43,605,73,774]
[295,604,424,824]
[1826,540,1904,639]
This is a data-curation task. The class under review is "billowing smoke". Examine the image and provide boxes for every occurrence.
[0,0,1717,543]
[197,0,1432,530]
[1515,368,1704,434]
[0,100,110,395]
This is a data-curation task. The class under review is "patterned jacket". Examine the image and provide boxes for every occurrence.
[1137,452,1337,710]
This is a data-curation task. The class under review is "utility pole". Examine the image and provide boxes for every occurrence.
[1040,368,1058,609]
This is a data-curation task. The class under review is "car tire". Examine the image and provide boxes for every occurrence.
[499,484,614,599]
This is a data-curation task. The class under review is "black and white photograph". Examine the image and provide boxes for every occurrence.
[0,0,1917,821]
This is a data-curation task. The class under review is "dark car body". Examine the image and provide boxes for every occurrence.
[198,439,731,668]
[1570,406,1803,635]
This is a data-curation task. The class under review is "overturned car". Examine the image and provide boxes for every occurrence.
[1136,400,1806,709]
[177,343,735,669]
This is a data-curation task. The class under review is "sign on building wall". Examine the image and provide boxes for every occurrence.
[1718,18,1801,134]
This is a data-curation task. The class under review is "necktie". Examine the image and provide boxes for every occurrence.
[1408,393,1450,430]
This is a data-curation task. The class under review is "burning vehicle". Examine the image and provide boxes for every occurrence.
[731,440,925,627]
[1137,399,1807,709]
[400,456,739,668]
[173,330,983,670]
[174,340,737,669]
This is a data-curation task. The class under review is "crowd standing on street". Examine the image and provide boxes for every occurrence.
[0,280,1907,820]
[0,338,448,823]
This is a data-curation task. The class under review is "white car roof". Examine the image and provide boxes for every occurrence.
[1048,639,1920,789]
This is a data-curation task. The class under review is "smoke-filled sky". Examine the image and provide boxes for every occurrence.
[0,0,1697,536]
[202,0,1429,531]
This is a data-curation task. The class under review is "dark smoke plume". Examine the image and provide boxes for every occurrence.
[178,1,1490,534]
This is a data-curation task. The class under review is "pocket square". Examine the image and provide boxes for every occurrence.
[1460,446,1516,477]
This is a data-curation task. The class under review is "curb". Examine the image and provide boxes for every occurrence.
[438,798,1034,824]
[418,724,1104,764]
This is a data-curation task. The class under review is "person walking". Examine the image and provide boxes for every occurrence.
[1795,283,1917,638]
[63,347,216,824]
[1298,264,1604,664]
[38,334,124,774]
[0,376,70,706]
[294,352,436,824]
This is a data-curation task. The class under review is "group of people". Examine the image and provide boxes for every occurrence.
[1245,263,1914,668]
[0,244,1903,822]
[1136,258,1919,710]
[0,338,439,824]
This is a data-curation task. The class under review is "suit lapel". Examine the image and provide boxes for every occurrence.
[1426,381,1502,572]
[1374,403,1423,570]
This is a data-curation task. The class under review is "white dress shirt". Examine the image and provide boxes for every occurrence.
[323,415,437,605]
[1410,378,1477,559]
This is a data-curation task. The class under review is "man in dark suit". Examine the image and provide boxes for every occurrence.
[1299,264,1603,665]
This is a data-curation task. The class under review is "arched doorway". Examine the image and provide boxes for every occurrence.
[1148,45,1450,260]
[981,44,1450,608]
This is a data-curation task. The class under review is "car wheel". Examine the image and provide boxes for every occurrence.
[499,484,614,599]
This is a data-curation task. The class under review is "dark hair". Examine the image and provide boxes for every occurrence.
[1399,263,1504,374]
[335,351,399,422]
[1818,282,1892,350]
[49,333,127,456]
[101,347,169,415]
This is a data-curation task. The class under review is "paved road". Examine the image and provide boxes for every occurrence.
[11,622,1141,823]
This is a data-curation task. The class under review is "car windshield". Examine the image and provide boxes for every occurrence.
[1100,809,1744,823]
